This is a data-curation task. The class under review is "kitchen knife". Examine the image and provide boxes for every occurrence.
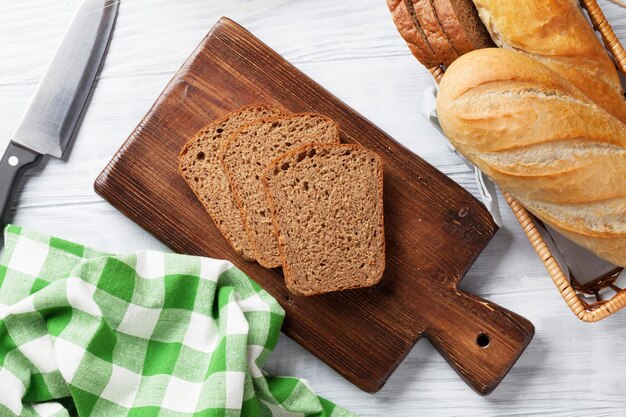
[0,0,119,224]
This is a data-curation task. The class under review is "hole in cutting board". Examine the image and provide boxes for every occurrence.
[476,332,490,348]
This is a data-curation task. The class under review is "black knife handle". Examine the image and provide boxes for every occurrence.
[0,142,43,225]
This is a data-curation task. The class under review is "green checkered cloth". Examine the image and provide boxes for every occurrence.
[0,226,356,417]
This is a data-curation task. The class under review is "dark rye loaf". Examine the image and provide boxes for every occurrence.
[220,114,340,268]
[179,105,284,259]
[412,0,459,66]
[387,0,439,67]
[432,0,494,54]
[387,0,493,67]
[262,144,386,296]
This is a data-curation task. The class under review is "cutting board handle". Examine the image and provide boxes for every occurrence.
[426,289,534,395]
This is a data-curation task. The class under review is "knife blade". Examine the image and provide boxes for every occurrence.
[0,0,119,224]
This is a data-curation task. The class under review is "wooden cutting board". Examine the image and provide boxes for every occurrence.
[95,18,534,395]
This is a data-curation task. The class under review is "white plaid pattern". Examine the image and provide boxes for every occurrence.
[0,226,356,417]
[0,367,25,414]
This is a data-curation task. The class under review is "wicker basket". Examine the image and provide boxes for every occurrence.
[428,0,625,322]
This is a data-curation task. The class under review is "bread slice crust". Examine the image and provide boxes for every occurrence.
[178,105,284,260]
[262,143,386,296]
[220,114,340,268]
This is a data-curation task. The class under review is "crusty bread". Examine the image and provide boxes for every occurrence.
[433,0,494,53]
[179,105,284,260]
[412,0,459,66]
[471,0,626,125]
[262,144,386,296]
[220,114,340,268]
[388,0,492,68]
[387,0,440,67]
[436,49,626,267]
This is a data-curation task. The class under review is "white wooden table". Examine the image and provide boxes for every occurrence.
[1,1,625,415]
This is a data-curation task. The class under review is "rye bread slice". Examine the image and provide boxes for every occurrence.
[220,114,340,268]
[412,0,459,66]
[262,143,386,296]
[179,105,284,260]
[387,0,439,67]
[432,0,493,54]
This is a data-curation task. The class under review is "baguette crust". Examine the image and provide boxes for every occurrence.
[471,0,626,124]
[437,49,626,267]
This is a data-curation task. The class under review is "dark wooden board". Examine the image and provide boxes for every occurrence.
[95,18,534,395]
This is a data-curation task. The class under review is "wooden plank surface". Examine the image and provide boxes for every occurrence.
[0,0,624,414]
[94,18,533,394]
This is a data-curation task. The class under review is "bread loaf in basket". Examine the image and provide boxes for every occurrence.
[435,0,626,267]
[387,0,626,319]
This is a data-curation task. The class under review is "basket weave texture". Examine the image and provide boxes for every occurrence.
[429,0,625,322]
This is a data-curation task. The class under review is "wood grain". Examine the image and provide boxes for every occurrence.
[2,0,626,414]
[94,18,534,394]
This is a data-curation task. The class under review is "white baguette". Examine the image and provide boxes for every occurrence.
[471,0,626,125]
[436,48,626,267]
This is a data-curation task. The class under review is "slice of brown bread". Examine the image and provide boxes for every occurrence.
[262,143,386,296]
[387,0,439,67]
[412,0,459,66]
[220,114,340,268]
[432,0,494,54]
[179,105,284,260]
